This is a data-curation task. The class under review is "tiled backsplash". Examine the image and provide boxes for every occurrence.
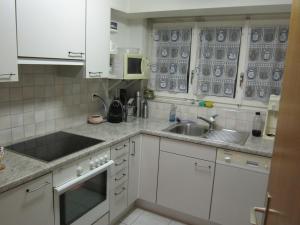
[148,100,267,132]
[0,65,107,146]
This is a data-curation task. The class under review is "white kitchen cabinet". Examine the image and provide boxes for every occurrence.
[157,151,215,220]
[0,0,18,82]
[139,135,160,203]
[0,174,54,225]
[128,135,141,205]
[16,0,85,60]
[86,0,110,78]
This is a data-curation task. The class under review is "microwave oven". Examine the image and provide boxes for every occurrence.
[110,52,149,80]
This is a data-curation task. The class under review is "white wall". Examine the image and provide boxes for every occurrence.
[129,0,291,12]
[110,0,129,12]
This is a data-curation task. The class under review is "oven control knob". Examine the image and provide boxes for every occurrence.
[104,155,108,163]
[99,157,104,165]
[94,159,99,167]
[89,161,95,170]
[76,166,83,176]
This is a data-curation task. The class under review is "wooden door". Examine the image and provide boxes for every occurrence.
[16,0,85,60]
[0,0,18,82]
[86,0,110,78]
[258,0,300,224]
[128,135,142,205]
[139,135,160,203]
[157,151,214,219]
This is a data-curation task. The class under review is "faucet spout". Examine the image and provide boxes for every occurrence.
[197,114,218,131]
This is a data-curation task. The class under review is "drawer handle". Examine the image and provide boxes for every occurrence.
[115,173,126,181]
[115,159,127,166]
[131,141,136,156]
[115,144,127,151]
[68,51,84,58]
[195,162,211,170]
[0,73,15,79]
[114,187,126,196]
[246,160,259,167]
[26,181,50,193]
[89,72,103,77]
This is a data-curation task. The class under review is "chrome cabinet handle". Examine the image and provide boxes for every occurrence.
[115,144,127,151]
[0,73,15,79]
[115,173,126,181]
[131,141,136,156]
[89,72,103,77]
[194,162,211,170]
[68,51,84,58]
[115,159,127,166]
[114,187,126,196]
[26,181,50,193]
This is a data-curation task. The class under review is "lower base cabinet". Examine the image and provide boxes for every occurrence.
[157,151,215,220]
[0,173,54,225]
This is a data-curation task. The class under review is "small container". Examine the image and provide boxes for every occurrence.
[142,99,149,119]
[169,104,177,122]
[252,112,263,137]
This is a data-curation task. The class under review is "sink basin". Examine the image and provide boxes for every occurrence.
[203,129,249,145]
[163,123,249,145]
[163,122,209,137]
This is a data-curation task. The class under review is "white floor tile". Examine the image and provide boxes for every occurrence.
[132,210,171,225]
[121,208,146,225]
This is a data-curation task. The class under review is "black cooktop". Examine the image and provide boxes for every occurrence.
[6,132,104,162]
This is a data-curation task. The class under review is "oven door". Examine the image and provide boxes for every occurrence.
[54,160,113,225]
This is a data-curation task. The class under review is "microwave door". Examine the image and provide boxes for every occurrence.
[127,58,142,75]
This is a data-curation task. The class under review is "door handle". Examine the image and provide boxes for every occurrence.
[131,140,136,156]
[250,193,280,225]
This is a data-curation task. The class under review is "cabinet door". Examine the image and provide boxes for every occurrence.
[128,135,141,205]
[157,151,215,220]
[139,135,160,203]
[0,174,54,225]
[210,164,269,225]
[86,0,110,78]
[0,0,18,82]
[16,0,85,60]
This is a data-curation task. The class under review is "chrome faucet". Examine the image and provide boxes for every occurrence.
[197,114,219,131]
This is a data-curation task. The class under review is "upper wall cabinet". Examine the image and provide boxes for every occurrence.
[0,0,18,82]
[86,0,110,78]
[16,0,85,60]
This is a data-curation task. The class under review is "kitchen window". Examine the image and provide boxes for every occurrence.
[148,19,289,107]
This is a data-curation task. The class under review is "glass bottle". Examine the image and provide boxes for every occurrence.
[252,112,263,137]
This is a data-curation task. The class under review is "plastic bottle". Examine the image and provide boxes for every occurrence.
[169,104,177,122]
[252,112,263,137]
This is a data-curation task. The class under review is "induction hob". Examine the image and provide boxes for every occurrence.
[6,132,104,162]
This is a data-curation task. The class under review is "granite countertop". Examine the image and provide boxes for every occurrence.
[0,118,274,194]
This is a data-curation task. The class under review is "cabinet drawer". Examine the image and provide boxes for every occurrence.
[160,138,216,161]
[110,182,128,222]
[111,140,129,159]
[111,154,129,175]
[111,167,128,189]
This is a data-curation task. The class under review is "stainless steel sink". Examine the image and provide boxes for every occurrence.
[163,123,249,145]
[203,129,249,145]
[163,122,209,137]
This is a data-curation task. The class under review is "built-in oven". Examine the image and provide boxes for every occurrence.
[54,159,113,225]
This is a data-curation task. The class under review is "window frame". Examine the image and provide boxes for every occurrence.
[148,18,290,109]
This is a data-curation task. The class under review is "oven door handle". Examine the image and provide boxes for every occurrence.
[54,160,114,195]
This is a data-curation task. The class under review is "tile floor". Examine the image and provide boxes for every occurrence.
[119,208,186,225]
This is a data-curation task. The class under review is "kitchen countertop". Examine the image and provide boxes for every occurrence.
[0,118,274,194]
